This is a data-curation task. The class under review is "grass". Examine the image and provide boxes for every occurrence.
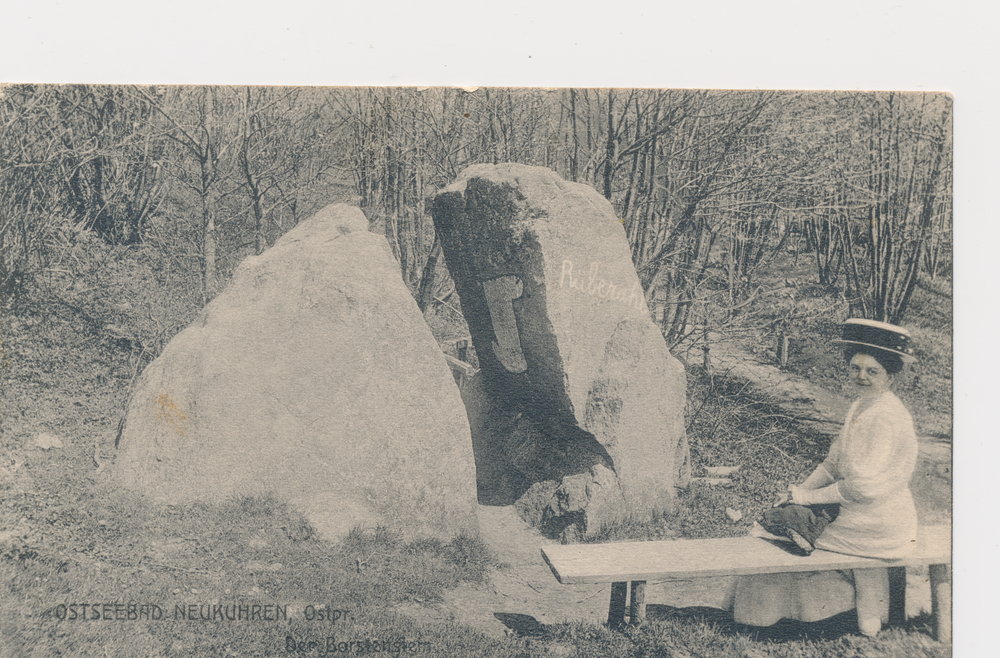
[1,485,500,657]
[0,262,952,657]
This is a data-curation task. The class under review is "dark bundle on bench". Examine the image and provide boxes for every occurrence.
[541,525,951,641]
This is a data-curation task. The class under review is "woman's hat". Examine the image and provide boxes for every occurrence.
[831,318,917,363]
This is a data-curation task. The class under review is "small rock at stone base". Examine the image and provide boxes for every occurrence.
[725,508,743,523]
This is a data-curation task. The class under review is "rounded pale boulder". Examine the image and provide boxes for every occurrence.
[112,204,480,541]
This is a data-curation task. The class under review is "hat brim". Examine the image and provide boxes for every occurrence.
[832,339,917,363]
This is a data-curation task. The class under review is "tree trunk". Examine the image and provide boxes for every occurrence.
[202,192,217,300]
[603,91,615,200]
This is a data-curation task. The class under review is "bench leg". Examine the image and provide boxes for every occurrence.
[608,582,627,628]
[629,581,646,626]
[887,566,906,627]
[929,563,951,643]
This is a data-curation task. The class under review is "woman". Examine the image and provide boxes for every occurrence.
[733,318,919,637]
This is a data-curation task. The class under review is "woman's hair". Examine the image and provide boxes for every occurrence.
[843,345,904,375]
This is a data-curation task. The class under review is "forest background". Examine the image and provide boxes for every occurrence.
[0,86,952,379]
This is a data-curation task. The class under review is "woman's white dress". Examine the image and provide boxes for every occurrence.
[733,390,919,626]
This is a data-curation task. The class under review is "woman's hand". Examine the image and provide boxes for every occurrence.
[772,489,792,507]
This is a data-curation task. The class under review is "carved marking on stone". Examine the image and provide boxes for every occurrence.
[483,276,528,373]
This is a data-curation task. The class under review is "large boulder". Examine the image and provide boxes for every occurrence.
[112,204,479,542]
[431,164,690,539]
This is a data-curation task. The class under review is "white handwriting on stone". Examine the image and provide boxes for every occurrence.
[559,260,646,312]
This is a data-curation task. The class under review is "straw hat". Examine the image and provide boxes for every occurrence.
[831,318,917,363]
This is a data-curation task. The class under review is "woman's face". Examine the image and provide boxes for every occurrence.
[848,353,891,399]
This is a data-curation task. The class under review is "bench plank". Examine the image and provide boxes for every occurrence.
[542,525,950,584]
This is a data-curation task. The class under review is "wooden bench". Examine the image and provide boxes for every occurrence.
[541,525,951,641]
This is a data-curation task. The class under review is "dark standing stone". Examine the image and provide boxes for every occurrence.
[431,164,690,538]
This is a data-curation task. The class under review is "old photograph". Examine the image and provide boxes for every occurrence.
[0,85,953,656]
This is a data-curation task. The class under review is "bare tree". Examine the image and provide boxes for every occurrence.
[235,87,339,255]
[1,85,64,304]
[1,85,168,303]
[131,85,240,302]
[787,92,952,322]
